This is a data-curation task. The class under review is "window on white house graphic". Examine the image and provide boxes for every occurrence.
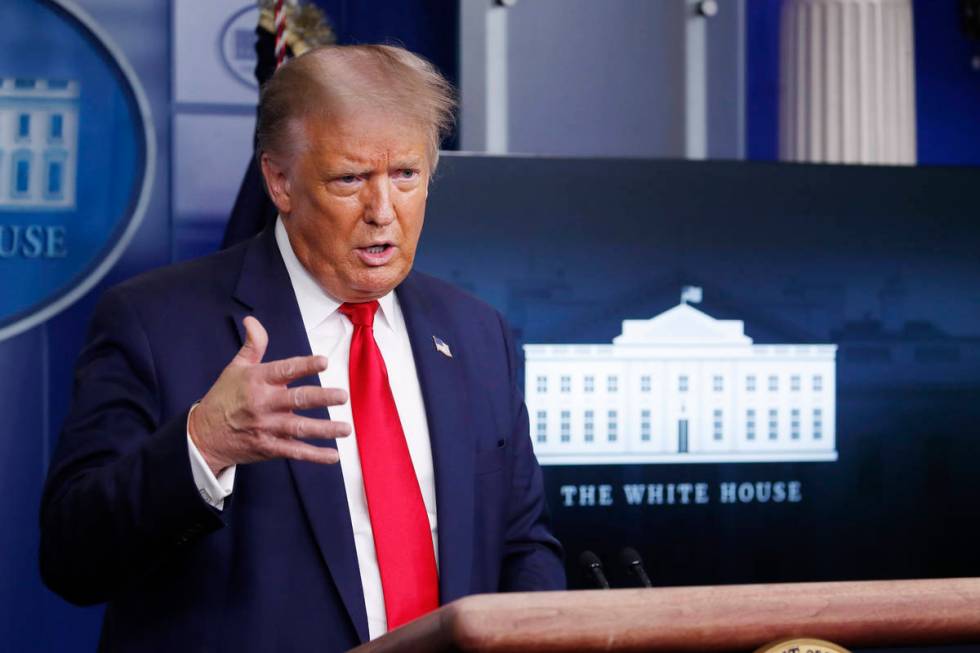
[44,150,66,200]
[607,375,618,393]
[560,410,570,443]
[713,409,723,440]
[536,375,547,394]
[17,114,30,140]
[640,409,651,441]
[813,408,823,439]
[584,375,594,393]
[768,409,778,440]
[813,375,823,392]
[791,375,801,392]
[640,375,651,393]
[678,375,688,392]
[584,410,594,442]
[11,150,31,197]
[768,375,778,392]
[791,408,800,440]
[713,375,723,392]
[49,114,64,142]
[560,375,570,393]
[746,375,756,392]
[746,409,756,440]
[607,410,618,442]
[535,410,547,443]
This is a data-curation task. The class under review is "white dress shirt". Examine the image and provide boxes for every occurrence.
[188,217,438,640]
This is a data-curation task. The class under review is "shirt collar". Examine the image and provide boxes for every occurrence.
[274,216,397,333]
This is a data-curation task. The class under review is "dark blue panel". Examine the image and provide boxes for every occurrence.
[0,328,104,651]
[746,0,781,161]
[0,330,46,649]
[422,154,980,589]
[913,0,980,165]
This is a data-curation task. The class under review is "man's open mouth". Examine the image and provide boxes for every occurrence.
[356,243,396,266]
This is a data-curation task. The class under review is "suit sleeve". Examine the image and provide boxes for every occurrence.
[495,312,567,592]
[39,286,225,606]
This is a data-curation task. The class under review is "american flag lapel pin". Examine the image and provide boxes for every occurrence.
[432,335,453,358]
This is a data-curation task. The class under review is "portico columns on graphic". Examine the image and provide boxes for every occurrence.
[779,0,916,164]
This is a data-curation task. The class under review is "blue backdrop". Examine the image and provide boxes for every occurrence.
[2,1,980,651]
[421,155,980,589]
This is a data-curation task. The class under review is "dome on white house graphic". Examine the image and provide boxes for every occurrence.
[523,294,837,465]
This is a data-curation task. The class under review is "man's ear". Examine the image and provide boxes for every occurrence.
[260,152,292,215]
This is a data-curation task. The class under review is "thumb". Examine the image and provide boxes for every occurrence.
[233,316,268,366]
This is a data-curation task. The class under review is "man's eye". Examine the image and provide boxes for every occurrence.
[395,169,418,179]
[338,175,358,184]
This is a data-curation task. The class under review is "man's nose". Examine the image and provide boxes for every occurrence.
[363,175,395,225]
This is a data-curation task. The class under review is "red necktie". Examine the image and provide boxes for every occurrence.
[338,301,439,630]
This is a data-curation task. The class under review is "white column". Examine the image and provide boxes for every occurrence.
[685,0,708,160]
[779,0,916,165]
[458,0,509,154]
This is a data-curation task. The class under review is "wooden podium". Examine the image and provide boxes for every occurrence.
[350,578,980,652]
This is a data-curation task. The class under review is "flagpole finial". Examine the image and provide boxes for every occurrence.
[681,286,703,305]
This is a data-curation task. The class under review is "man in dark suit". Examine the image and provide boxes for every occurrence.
[40,45,564,652]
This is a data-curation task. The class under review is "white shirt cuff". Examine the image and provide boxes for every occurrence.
[186,406,236,510]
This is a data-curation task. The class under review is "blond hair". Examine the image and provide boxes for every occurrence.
[256,44,456,172]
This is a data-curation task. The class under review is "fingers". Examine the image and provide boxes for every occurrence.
[262,354,329,385]
[267,386,349,412]
[233,316,269,366]
[265,414,352,440]
[261,438,341,465]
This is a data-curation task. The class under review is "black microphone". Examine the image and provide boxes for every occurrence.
[578,550,610,589]
[619,546,653,588]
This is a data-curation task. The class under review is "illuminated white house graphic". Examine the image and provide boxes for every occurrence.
[524,302,837,465]
[0,78,79,210]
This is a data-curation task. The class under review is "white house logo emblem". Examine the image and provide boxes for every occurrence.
[219,4,261,90]
[0,78,79,210]
[0,0,155,341]
[524,290,837,465]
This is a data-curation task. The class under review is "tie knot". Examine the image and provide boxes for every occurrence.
[339,300,379,328]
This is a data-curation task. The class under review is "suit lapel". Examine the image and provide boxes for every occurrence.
[232,227,369,643]
[396,274,475,604]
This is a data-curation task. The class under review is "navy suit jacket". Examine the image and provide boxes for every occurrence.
[40,226,565,652]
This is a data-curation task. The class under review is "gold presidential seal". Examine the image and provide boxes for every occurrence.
[755,638,851,653]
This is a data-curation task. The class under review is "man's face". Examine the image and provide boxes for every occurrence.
[263,110,430,303]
